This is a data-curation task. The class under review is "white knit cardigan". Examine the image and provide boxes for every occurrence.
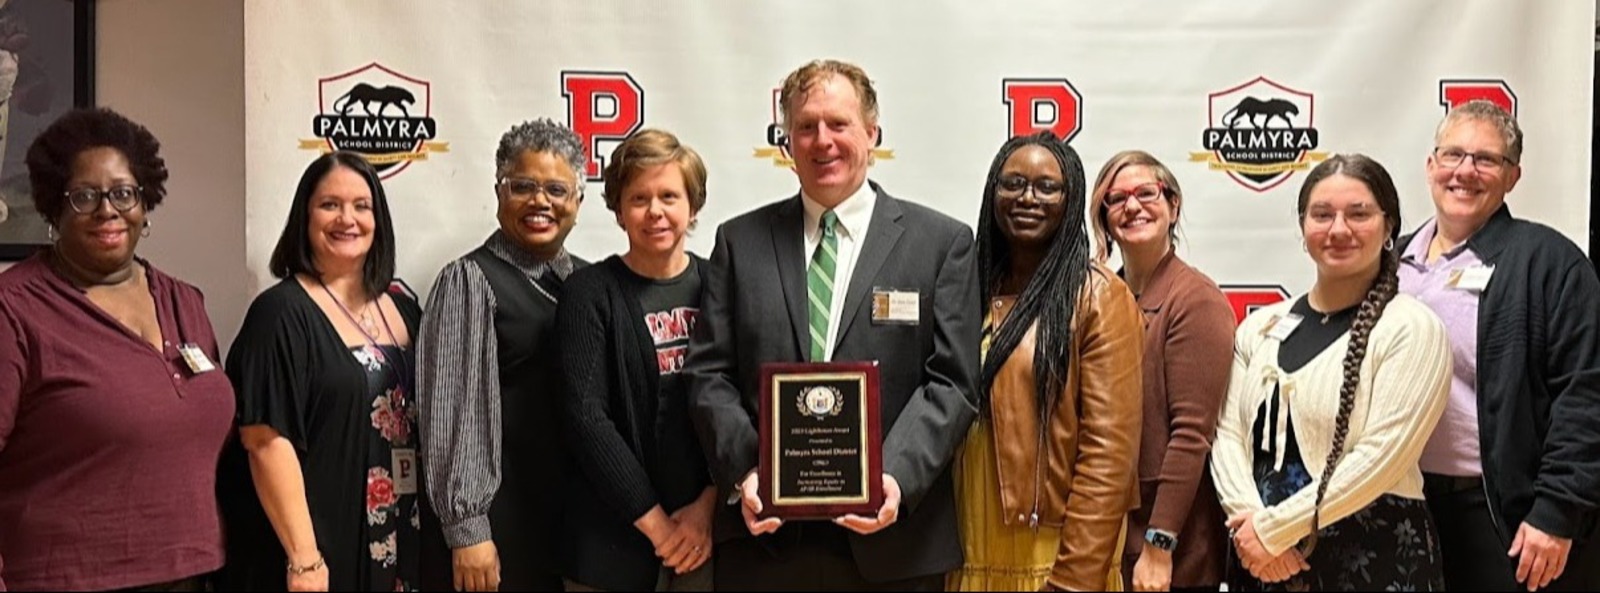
[1210,294,1452,556]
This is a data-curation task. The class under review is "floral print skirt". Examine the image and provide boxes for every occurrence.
[1246,410,1443,591]
[1231,494,1444,591]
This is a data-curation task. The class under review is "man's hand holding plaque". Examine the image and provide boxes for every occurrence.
[739,472,783,535]
[741,471,902,536]
[834,474,900,535]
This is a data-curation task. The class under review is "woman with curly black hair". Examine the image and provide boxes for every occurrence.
[0,107,234,590]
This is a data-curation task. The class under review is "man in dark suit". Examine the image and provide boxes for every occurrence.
[685,59,980,591]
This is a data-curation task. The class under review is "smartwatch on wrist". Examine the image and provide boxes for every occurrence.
[1145,528,1178,552]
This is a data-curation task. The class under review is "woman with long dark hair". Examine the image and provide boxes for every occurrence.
[948,131,1143,591]
[217,151,423,591]
[1210,154,1451,590]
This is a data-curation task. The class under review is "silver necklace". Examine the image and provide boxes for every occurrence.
[526,274,558,304]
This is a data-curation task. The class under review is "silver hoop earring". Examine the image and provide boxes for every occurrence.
[1384,237,1394,251]
[141,220,152,238]
[46,225,58,243]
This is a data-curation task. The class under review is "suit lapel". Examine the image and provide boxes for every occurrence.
[836,187,904,346]
[770,195,811,358]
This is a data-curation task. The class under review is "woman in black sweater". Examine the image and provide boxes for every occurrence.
[557,129,715,591]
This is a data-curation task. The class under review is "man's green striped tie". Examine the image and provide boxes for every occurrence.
[807,210,839,362]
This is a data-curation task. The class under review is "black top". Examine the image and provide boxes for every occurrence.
[463,245,573,579]
[631,259,706,506]
[216,279,423,591]
[1251,296,1358,507]
[557,255,711,591]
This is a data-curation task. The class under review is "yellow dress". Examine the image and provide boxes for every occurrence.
[947,314,1125,592]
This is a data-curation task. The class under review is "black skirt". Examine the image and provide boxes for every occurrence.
[1236,407,1444,591]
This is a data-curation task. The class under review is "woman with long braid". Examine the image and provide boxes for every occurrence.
[1210,154,1452,590]
[948,131,1143,592]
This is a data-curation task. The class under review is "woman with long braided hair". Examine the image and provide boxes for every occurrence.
[1210,154,1453,590]
[948,131,1143,592]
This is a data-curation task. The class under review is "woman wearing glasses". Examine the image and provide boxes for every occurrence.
[416,119,589,592]
[1210,155,1450,590]
[1088,151,1233,592]
[949,131,1143,592]
[0,108,234,590]
[216,151,423,591]
[557,129,715,591]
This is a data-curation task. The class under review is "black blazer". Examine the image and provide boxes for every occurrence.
[557,255,712,590]
[685,183,981,583]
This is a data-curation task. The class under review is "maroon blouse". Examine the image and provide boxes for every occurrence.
[0,252,234,591]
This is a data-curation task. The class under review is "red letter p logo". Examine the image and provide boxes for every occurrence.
[1003,79,1083,142]
[562,71,645,180]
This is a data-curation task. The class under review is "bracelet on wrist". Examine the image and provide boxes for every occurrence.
[287,553,325,575]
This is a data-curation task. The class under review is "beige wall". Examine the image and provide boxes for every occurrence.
[95,0,248,349]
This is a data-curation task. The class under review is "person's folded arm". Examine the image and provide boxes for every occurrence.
[1048,276,1143,591]
[686,225,760,500]
[1252,308,1452,555]
[418,261,502,548]
[556,278,662,525]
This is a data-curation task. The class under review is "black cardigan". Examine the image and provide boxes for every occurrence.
[555,255,710,590]
[1401,206,1600,555]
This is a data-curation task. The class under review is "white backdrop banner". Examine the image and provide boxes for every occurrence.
[244,0,1595,320]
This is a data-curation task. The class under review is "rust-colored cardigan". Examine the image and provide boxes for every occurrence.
[1119,252,1235,588]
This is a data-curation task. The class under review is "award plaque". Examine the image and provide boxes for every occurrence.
[757,361,883,520]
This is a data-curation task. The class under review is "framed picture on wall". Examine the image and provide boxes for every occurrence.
[0,0,93,260]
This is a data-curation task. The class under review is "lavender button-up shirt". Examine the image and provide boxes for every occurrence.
[1398,219,1484,477]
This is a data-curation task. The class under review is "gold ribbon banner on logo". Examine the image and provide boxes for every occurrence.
[298,140,451,164]
[753,147,794,167]
[1188,152,1329,175]
[752,147,896,168]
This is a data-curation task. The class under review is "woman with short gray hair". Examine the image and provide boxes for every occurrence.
[417,118,589,592]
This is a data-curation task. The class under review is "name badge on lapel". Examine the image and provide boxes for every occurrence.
[178,343,216,374]
[871,288,919,326]
[1261,313,1303,342]
[1448,265,1494,292]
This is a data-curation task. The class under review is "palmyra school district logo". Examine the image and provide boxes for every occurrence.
[755,88,894,167]
[299,63,449,179]
[1190,77,1327,192]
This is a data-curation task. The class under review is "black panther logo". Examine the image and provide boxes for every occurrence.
[1221,97,1300,129]
[332,83,416,117]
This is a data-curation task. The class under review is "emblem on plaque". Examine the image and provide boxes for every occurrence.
[797,385,844,419]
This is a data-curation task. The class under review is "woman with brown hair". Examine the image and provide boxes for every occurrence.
[1210,154,1452,590]
[1090,151,1233,591]
[558,128,715,591]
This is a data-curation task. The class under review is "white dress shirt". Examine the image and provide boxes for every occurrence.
[800,181,877,361]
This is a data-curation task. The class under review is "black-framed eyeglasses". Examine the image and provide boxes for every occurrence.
[1433,147,1515,172]
[1104,183,1167,209]
[498,177,575,203]
[996,175,1065,201]
[64,185,144,214]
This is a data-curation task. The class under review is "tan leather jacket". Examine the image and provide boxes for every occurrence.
[987,265,1143,590]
